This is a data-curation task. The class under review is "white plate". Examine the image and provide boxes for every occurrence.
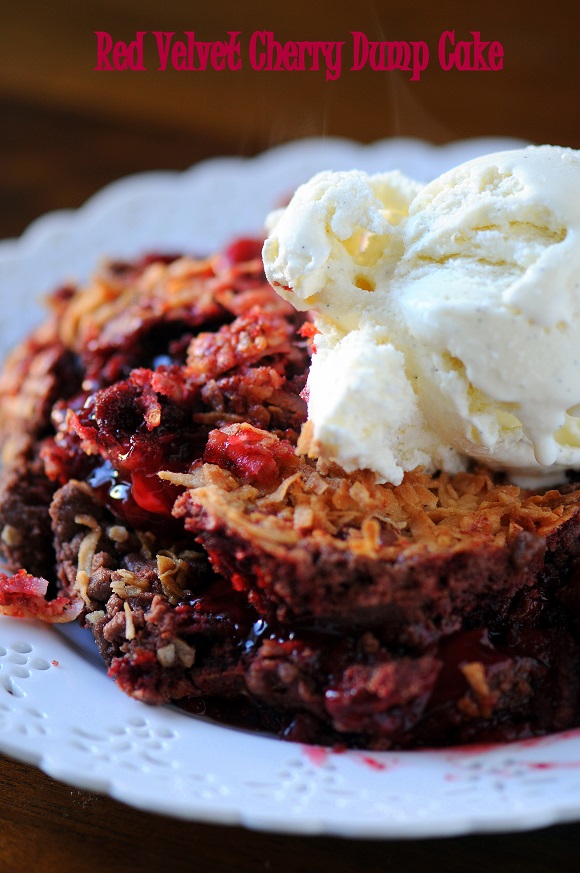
[5,136,580,839]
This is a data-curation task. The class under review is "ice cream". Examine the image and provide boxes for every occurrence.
[263,145,580,487]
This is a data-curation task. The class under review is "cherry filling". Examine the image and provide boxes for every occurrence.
[64,369,207,531]
[173,617,579,748]
[204,425,298,488]
[184,574,259,638]
[86,461,182,529]
[131,469,178,516]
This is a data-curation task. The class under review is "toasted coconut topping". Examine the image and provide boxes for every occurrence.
[176,425,580,561]
[156,551,191,604]
[460,661,495,719]
[111,569,150,599]
[57,255,219,353]
[123,601,136,640]
[158,470,204,489]
[75,517,102,605]
[74,513,100,531]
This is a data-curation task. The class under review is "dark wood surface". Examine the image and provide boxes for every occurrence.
[1,1,580,870]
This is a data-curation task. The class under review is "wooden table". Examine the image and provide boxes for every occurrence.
[1,1,580,870]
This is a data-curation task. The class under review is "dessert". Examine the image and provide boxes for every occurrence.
[2,146,580,749]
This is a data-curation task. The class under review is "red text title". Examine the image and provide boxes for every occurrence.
[94,30,504,81]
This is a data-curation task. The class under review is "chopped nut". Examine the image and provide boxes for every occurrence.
[157,643,176,667]
[349,480,371,506]
[262,472,302,506]
[85,610,106,625]
[107,525,129,543]
[293,505,314,530]
[1,524,22,546]
[174,638,196,668]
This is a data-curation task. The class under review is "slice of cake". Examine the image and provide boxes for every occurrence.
[2,235,580,749]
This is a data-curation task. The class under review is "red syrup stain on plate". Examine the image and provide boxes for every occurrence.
[300,745,398,772]
[356,755,394,771]
[523,760,580,770]
[301,745,330,767]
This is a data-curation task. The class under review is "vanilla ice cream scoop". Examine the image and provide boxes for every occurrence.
[263,146,580,487]
[263,169,422,332]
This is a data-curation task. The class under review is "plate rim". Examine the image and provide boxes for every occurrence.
[6,134,580,840]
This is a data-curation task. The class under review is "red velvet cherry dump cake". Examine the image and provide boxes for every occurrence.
[2,240,580,749]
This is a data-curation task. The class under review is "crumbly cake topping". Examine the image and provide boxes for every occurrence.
[165,422,580,561]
